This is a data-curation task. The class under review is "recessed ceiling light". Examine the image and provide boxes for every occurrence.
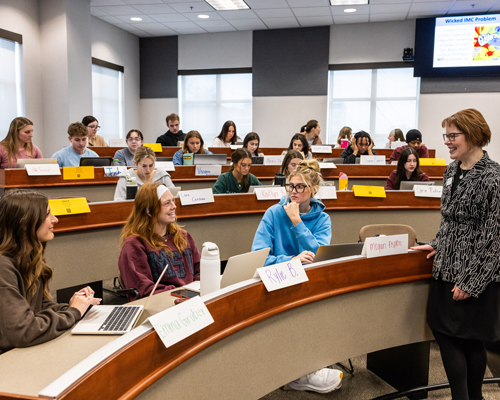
[204,0,250,11]
[330,0,368,5]
[130,17,142,21]
[198,14,210,19]
[344,8,357,12]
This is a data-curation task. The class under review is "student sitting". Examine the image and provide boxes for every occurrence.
[118,183,200,300]
[82,115,108,147]
[114,146,174,201]
[212,120,241,147]
[172,130,212,165]
[212,148,262,194]
[51,122,99,167]
[276,150,304,183]
[281,133,313,160]
[389,129,429,163]
[335,126,352,149]
[0,117,43,169]
[113,129,143,166]
[385,128,405,148]
[156,113,186,147]
[251,159,342,393]
[340,130,378,164]
[300,120,323,146]
[0,189,100,353]
[243,132,264,157]
[385,147,430,190]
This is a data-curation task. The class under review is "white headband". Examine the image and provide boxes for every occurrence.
[146,185,170,214]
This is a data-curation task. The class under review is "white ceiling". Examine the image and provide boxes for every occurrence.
[90,0,500,37]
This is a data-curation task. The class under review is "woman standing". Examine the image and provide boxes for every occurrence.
[0,117,43,168]
[212,148,262,194]
[385,147,429,190]
[113,129,144,166]
[300,120,322,146]
[82,115,108,147]
[212,120,241,147]
[413,108,500,400]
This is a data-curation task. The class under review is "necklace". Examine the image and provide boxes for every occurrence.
[459,152,483,179]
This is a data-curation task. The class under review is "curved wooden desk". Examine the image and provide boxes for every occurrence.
[0,252,434,400]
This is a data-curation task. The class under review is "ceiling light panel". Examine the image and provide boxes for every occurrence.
[330,0,369,5]
[205,0,250,11]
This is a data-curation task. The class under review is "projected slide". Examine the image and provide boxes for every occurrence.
[434,14,500,68]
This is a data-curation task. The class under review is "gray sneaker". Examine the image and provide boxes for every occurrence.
[288,368,343,393]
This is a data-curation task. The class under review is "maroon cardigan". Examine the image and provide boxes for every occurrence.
[385,170,430,190]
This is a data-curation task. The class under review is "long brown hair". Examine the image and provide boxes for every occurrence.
[337,126,352,145]
[280,150,304,178]
[120,182,187,254]
[1,117,34,168]
[0,190,53,301]
[230,148,252,193]
[216,120,238,145]
[393,146,422,190]
[182,130,207,155]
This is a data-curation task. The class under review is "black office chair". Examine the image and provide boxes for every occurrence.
[111,274,139,301]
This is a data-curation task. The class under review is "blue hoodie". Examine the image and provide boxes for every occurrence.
[251,196,331,266]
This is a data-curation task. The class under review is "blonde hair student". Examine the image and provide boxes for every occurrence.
[0,117,43,169]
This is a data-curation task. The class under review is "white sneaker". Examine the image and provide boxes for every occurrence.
[288,368,343,393]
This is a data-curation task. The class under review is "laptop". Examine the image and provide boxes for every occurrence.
[323,158,344,165]
[252,156,264,165]
[400,181,435,190]
[193,154,227,165]
[79,157,113,167]
[314,243,364,263]
[16,158,58,168]
[220,248,270,288]
[71,263,169,335]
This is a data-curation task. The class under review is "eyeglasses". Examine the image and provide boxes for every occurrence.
[285,183,308,193]
[442,133,463,142]
[127,137,141,142]
[88,125,100,130]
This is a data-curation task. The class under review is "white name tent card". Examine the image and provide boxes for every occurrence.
[391,141,405,149]
[195,165,222,176]
[319,162,337,169]
[255,258,308,292]
[361,234,408,258]
[316,186,337,200]
[230,145,243,150]
[109,138,127,147]
[179,188,215,206]
[26,164,61,176]
[254,187,286,200]
[264,156,284,166]
[360,155,386,165]
[414,185,443,198]
[103,166,127,177]
[148,296,214,349]
[156,161,176,171]
[311,145,332,154]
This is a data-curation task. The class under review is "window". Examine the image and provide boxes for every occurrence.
[0,36,24,138]
[326,67,420,147]
[91,60,124,140]
[179,73,252,145]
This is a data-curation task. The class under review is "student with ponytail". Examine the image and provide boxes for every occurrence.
[0,117,43,168]
[300,120,322,146]
[212,148,262,194]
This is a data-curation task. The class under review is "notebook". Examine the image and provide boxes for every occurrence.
[193,154,227,165]
[71,263,169,335]
[16,158,58,168]
[314,243,364,263]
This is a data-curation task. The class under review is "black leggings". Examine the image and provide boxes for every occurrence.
[433,330,486,400]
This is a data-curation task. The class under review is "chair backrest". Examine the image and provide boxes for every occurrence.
[359,224,417,249]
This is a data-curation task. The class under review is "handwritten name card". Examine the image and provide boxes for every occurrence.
[48,198,91,216]
[414,185,443,198]
[391,141,405,149]
[195,165,221,176]
[319,162,337,169]
[315,186,337,199]
[26,164,61,176]
[149,296,214,349]
[264,156,284,165]
[230,145,243,150]
[254,187,286,200]
[311,145,332,154]
[179,188,215,206]
[255,258,308,292]
[156,161,176,171]
[360,155,386,165]
[362,234,408,259]
[109,138,126,147]
[104,166,127,177]
[63,166,94,180]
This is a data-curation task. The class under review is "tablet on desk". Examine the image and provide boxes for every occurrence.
[193,154,227,165]
[399,181,435,191]
[314,243,364,263]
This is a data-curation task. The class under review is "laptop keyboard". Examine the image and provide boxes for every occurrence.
[98,306,141,332]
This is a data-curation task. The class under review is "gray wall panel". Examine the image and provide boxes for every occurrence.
[420,76,500,94]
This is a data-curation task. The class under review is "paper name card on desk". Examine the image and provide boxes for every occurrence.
[319,162,336,169]
[63,166,94,180]
[179,188,214,206]
[352,185,386,198]
[48,198,91,216]
[391,141,405,149]
[195,165,221,176]
[360,155,386,165]
[255,258,308,292]
[316,186,337,199]
[156,161,175,171]
[419,158,447,166]
[109,138,126,147]
[264,155,284,165]
[254,186,286,200]
[414,185,443,198]
[104,166,127,177]
[362,234,408,258]
[143,143,162,152]
[311,145,332,154]
[230,145,243,150]
[26,164,61,176]
[149,296,214,349]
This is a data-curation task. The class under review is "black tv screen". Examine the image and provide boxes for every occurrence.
[414,13,500,77]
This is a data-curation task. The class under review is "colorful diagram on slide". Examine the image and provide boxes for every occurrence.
[473,26,500,60]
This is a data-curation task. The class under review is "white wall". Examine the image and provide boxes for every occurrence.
[140,98,179,143]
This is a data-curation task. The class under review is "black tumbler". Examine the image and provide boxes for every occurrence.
[126,185,138,200]
[274,173,286,187]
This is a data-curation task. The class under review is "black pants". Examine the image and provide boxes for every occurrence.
[433,330,486,400]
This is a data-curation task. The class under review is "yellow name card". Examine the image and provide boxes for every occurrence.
[143,143,162,152]
[419,158,447,166]
[62,166,94,180]
[49,198,91,216]
[352,185,386,198]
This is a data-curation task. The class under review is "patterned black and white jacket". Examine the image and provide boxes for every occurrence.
[429,151,500,298]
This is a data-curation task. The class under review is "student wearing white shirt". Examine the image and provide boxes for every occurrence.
[51,122,99,167]
[212,120,241,147]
